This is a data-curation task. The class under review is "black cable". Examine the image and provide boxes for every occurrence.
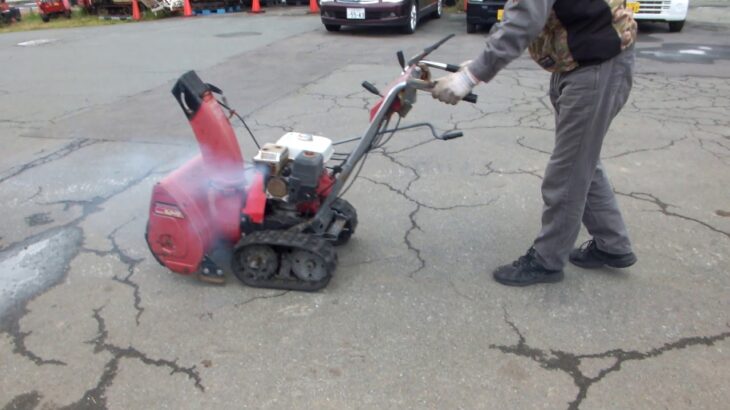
[338,150,369,199]
[372,116,401,149]
[332,120,445,147]
[370,117,391,150]
[336,119,392,199]
[216,99,261,150]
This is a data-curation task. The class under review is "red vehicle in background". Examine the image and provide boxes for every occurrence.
[36,0,71,22]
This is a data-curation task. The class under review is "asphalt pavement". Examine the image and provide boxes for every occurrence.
[1,5,729,410]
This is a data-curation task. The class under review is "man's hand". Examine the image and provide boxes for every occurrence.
[431,67,479,105]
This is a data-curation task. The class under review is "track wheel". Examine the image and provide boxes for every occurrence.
[233,245,279,283]
[290,250,329,282]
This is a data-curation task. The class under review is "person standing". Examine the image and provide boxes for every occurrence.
[1,0,22,23]
[432,0,639,286]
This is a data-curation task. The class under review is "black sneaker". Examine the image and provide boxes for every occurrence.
[493,248,564,287]
[569,239,637,269]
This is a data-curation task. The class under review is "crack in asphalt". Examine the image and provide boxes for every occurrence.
[2,391,42,410]
[615,190,730,240]
[360,150,497,277]
[62,307,204,409]
[7,329,67,367]
[603,135,687,160]
[697,137,730,164]
[491,308,730,410]
[474,161,544,181]
[0,139,97,185]
[516,136,552,155]
[0,226,85,367]
[234,290,291,308]
[26,186,43,202]
[1,166,158,369]
[82,219,145,325]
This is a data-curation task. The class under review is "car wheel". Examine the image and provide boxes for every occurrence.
[324,24,340,32]
[466,22,477,33]
[403,1,418,34]
[668,20,685,32]
[41,14,50,22]
[434,0,442,18]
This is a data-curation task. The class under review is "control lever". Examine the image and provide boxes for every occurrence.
[397,51,406,70]
[361,81,382,97]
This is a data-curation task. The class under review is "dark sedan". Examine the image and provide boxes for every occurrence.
[320,0,443,34]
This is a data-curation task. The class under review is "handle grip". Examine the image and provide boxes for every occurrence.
[463,93,478,104]
[440,130,464,140]
[444,63,460,73]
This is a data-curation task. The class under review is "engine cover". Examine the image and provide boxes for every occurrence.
[276,132,334,162]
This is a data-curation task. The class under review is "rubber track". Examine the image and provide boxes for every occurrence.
[232,230,338,292]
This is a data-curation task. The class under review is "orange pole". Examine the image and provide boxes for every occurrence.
[308,0,319,14]
[132,0,141,20]
[183,0,193,17]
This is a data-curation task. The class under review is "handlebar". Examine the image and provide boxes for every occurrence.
[407,34,455,66]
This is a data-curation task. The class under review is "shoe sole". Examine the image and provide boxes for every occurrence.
[493,271,564,287]
[569,255,637,269]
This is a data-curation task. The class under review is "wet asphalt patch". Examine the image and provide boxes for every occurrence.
[0,227,82,329]
[638,43,730,64]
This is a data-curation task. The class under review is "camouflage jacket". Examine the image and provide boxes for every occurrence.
[468,0,637,82]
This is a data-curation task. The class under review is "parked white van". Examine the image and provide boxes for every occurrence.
[629,0,689,32]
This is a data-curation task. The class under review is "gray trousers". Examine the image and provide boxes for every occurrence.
[533,47,635,271]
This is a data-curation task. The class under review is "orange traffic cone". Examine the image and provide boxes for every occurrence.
[308,0,319,14]
[183,0,193,17]
[132,0,141,20]
[249,0,263,13]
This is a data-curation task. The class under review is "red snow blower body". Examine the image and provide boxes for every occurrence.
[145,35,476,291]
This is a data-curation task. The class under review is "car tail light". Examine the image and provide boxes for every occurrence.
[153,202,185,219]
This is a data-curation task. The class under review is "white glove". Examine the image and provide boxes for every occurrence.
[431,67,479,105]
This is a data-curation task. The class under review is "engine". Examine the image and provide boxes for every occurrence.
[253,132,335,211]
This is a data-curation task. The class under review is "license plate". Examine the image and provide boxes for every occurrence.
[627,2,640,13]
[346,8,365,19]
[497,9,504,21]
